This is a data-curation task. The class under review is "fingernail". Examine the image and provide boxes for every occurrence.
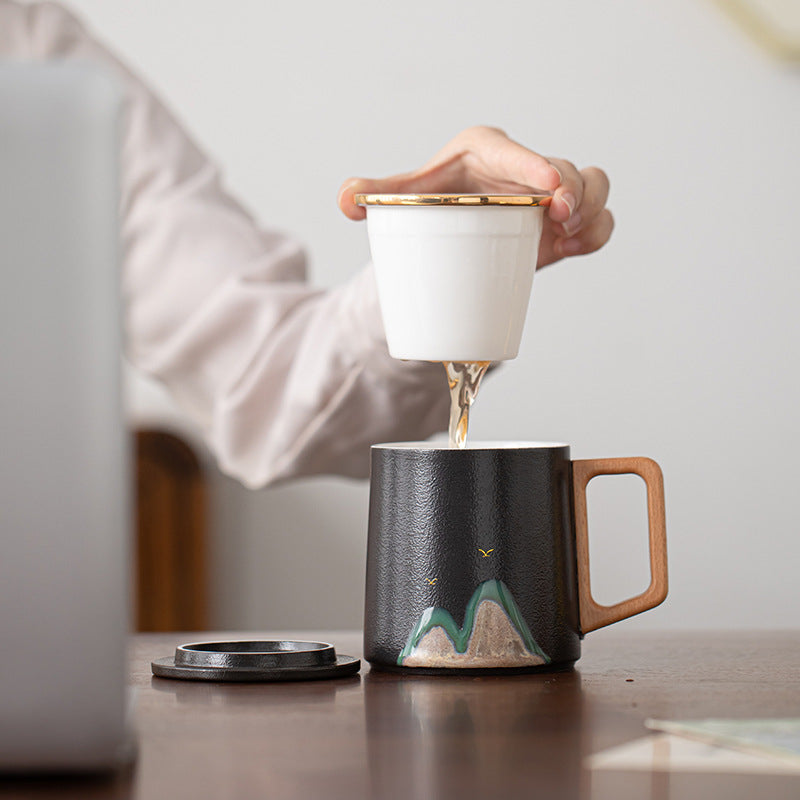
[561,192,575,216]
[562,212,582,236]
[561,192,576,217]
[559,237,582,256]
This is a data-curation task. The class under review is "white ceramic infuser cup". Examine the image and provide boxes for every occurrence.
[356,194,550,362]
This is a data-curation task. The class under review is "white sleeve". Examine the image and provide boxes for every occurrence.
[12,1,449,487]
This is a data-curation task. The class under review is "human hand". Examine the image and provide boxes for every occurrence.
[338,126,613,269]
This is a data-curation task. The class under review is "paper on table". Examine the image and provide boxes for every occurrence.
[587,733,800,775]
[645,718,800,766]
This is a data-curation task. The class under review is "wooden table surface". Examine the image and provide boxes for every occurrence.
[2,631,799,800]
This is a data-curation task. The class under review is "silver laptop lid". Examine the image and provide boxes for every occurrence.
[0,62,131,770]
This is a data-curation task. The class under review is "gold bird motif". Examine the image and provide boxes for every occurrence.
[426,578,438,585]
[478,548,495,558]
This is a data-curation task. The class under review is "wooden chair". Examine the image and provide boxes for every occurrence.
[135,429,209,632]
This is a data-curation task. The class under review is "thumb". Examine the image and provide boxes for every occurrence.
[337,163,447,220]
[336,177,378,221]
[337,173,423,220]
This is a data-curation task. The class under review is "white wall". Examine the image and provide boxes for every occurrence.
[69,0,799,631]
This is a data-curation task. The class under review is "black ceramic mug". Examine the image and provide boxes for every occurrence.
[364,442,668,673]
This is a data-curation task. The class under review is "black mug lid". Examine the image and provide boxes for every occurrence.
[152,640,360,682]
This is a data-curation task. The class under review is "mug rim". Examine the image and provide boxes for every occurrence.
[355,193,552,207]
[372,441,569,450]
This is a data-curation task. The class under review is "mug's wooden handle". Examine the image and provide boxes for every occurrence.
[572,457,668,634]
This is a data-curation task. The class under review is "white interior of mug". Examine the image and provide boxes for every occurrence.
[373,441,569,450]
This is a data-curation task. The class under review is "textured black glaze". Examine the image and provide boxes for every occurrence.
[365,445,581,671]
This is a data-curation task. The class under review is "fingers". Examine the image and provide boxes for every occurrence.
[446,126,561,193]
[572,166,610,232]
[553,208,614,260]
[546,158,585,226]
[547,164,610,250]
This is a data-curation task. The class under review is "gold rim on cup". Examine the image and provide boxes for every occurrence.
[354,193,552,207]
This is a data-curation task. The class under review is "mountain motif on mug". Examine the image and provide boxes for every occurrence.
[398,579,551,668]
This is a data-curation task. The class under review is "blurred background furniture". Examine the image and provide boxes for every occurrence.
[135,429,208,632]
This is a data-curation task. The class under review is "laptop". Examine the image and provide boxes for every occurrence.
[0,62,133,771]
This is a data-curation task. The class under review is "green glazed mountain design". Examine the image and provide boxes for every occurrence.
[398,579,550,666]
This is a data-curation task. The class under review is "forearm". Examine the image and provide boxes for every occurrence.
[183,266,448,487]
